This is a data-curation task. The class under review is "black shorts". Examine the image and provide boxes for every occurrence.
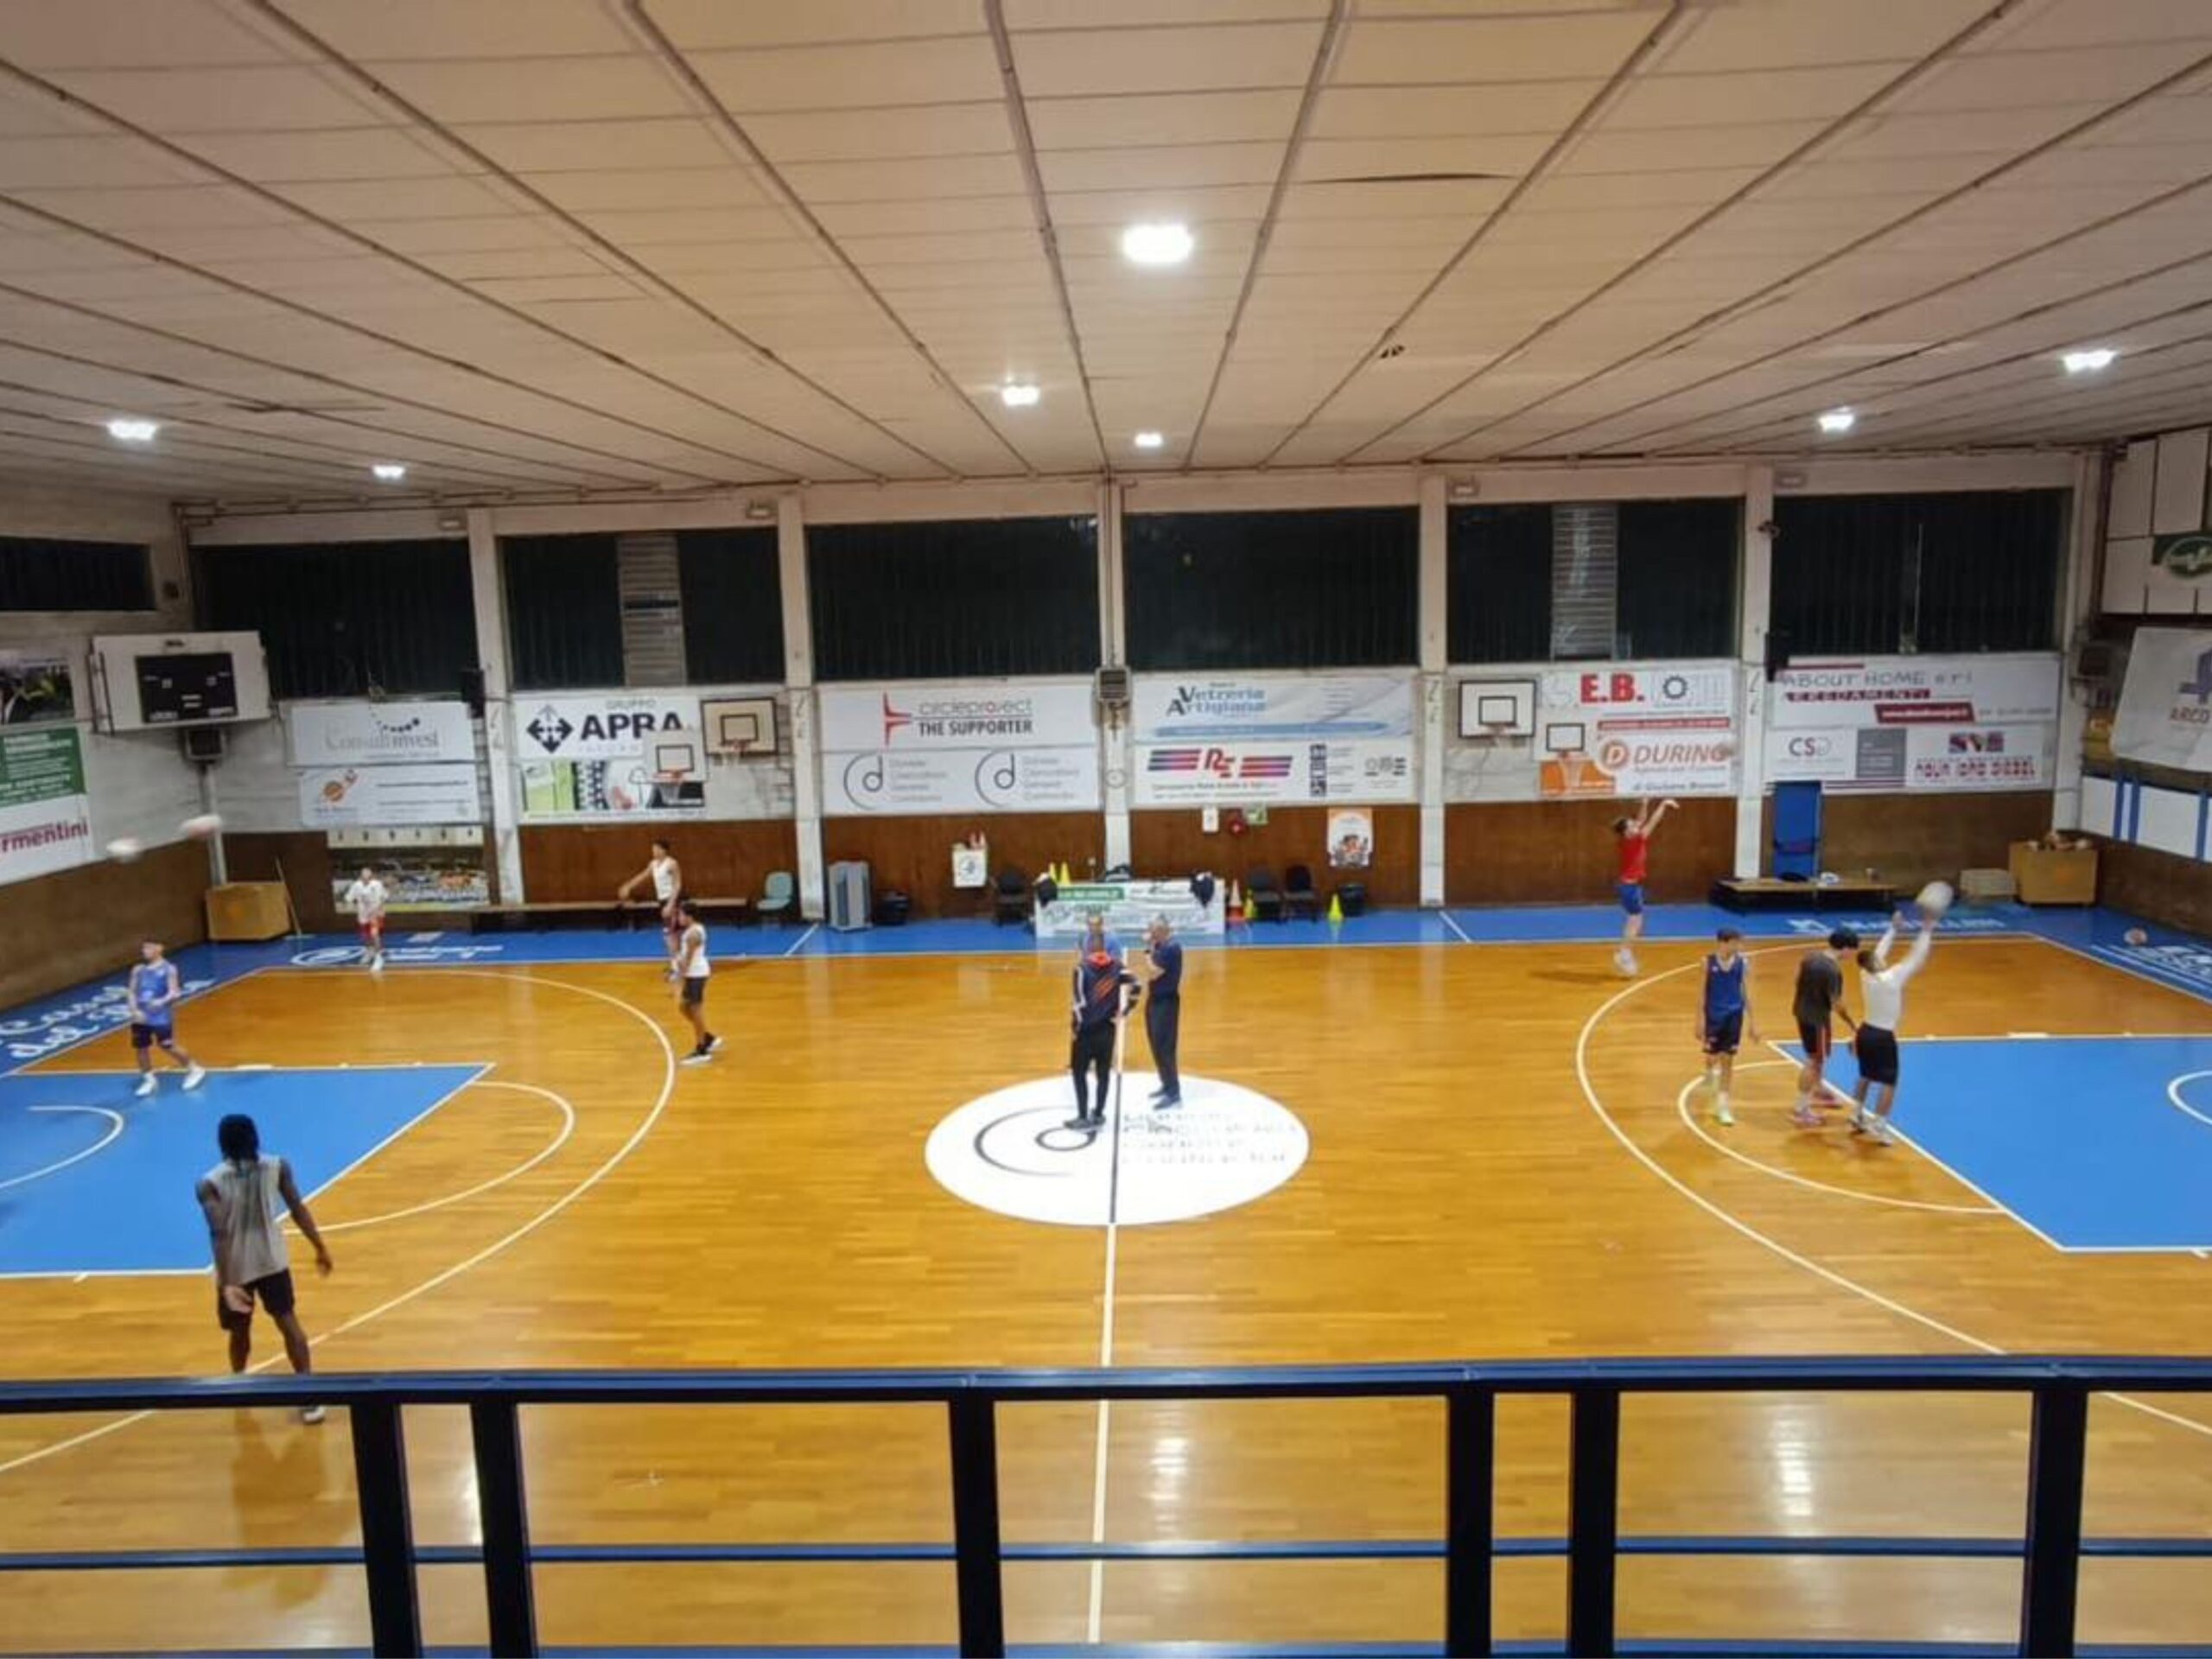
[130,1022,174,1050]
[1855,1025,1900,1087]
[680,977,707,1007]
[1796,1019,1832,1062]
[217,1268,296,1332]
[1702,1012,1743,1056]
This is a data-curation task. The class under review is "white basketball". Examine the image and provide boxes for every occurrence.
[1916,880,1955,919]
[1713,737,1738,759]
[105,837,143,863]
[181,813,224,840]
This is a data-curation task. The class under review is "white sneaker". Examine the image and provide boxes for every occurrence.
[183,1065,207,1091]
[1715,1100,1734,1127]
[1614,948,1637,976]
[299,1406,326,1426]
[1869,1120,1895,1146]
[368,955,384,974]
[134,1074,156,1098]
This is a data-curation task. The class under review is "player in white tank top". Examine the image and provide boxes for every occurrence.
[620,838,684,977]
[674,898,720,1065]
[195,1114,335,1423]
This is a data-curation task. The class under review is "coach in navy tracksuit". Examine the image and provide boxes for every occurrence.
[1141,914,1184,1109]
[1069,938,1134,1130]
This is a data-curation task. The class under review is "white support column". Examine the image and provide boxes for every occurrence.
[468,507,526,903]
[779,493,826,920]
[1099,480,1131,870]
[1417,473,1447,906]
[1733,467,1775,879]
[2050,450,2101,832]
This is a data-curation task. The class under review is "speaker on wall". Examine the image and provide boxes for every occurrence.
[459,668,486,717]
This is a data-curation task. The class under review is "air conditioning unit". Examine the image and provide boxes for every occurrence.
[179,725,226,763]
[1095,665,1131,711]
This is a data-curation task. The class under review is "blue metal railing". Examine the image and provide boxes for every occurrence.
[0,1355,2207,1658]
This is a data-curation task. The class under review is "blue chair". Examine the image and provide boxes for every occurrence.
[759,870,797,925]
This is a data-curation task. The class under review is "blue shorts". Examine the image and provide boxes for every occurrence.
[1702,1012,1744,1056]
[130,1021,175,1050]
[1616,882,1644,916]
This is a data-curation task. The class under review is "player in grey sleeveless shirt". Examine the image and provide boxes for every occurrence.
[194,1115,334,1424]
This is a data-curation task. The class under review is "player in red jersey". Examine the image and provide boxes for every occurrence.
[1611,798,1677,977]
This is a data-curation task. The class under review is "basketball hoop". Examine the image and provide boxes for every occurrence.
[1554,749,1590,795]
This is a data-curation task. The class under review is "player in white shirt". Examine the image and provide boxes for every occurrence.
[342,866,388,971]
[673,899,721,1065]
[620,838,684,979]
[195,1113,334,1423]
[1849,907,1936,1146]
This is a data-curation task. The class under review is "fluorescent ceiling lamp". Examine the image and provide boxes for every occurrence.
[1815,408,1856,435]
[106,417,159,442]
[2061,347,2117,374]
[999,382,1041,408]
[371,462,408,482]
[1133,430,1165,450]
[1121,222,1194,266]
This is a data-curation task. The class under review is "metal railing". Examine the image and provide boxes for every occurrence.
[0,1355,2207,1657]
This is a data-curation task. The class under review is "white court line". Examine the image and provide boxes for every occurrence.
[0,1107,123,1193]
[1439,911,1474,944]
[2164,1071,2212,1131]
[1086,1009,1131,1646]
[1576,948,2212,1445]
[781,924,820,957]
[313,1081,577,1236]
[0,968,677,1480]
[2,963,276,1081]
[295,1065,493,1214]
[1670,1065,2000,1216]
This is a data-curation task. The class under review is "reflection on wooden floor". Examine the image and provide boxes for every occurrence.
[2,936,2209,1650]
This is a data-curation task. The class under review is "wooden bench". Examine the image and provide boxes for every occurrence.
[385,898,753,935]
[1711,876,1895,914]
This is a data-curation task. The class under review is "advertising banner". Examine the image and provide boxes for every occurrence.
[0,727,92,883]
[0,652,74,725]
[300,764,483,828]
[1766,654,2061,792]
[512,692,701,762]
[2113,627,2212,772]
[819,681,1101,817]
[1535,664,1735,798]
[1327,809,1373,869]
[1132,673,1416,805]
[1034,879,1226,941]
[518,759,704,818]
[289,700,474,766]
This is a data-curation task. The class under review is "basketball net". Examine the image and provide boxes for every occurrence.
[1555,749,1590,796]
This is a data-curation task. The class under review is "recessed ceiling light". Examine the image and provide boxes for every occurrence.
[2061,347,2117,374]
[1121,221,1194,267]
[371,462,407,482]
[1815,408,1856,435]
[106,417,158,442]
[1133,430,1165,450]
[999,382,1041,409]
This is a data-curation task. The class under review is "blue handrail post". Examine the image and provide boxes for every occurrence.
[1567,1386,1620,1657]
[1445,1385,1496,1656]
[349,1400,423,1658]
[948,1395,1007,1658]
[2019,1382,2088,1657]
[470,1399,538,1657]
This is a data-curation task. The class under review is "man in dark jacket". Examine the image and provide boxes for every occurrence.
[1068,933,1135,1131]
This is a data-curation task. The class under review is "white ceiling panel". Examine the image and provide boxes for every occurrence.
[365,57,694,124]
[1012,22,1325,97]
[649,0,986,49]
[0,0,287,68]
[274,0,639,58]
[684,39,1004,112]
[1331,11,1659,84]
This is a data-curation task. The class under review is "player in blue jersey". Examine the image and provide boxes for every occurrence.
[128,938,205,1098]
[1694,926,1758,1126]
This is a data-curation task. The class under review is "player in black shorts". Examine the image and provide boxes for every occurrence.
[1789,928,1859,1128]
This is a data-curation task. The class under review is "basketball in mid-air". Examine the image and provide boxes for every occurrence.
[1915,880,1955,919]
[105,837,143,863]
[181,813,224,840]
[2125,927,2149,946]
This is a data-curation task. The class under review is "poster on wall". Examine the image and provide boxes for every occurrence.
[512,692,701,761]
[289,700,474,766]
[519,760,704,818]
[0,726,92,882]
[512,692,708,820]
[1764,655,2060,792]
[0,652,74,725]
[2113,627,2212,772]
[1327,809,1373,869]
[299,764,483,829]
[1535,664,1735,799]
[1131,673,1416,805]
[818,681,1102,817]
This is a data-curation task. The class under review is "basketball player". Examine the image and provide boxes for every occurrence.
[618,839,683,978]
[673,898,720,1065]
[342,865,387,972]
[1850,909,1935,1146]
[128,938,205,1097]
[1067,936,1135,1132]
[194,1114,334,1424]
[1789,928,1859,1128]
[1611,798,1678,976]
[1694,925,1758,1127]
[1138,913,1184,1109]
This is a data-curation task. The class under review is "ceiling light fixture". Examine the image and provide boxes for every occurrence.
[1121,221,1194,266]
[371,462,407,482]
[2061,347,2117,374]
[999,382,1041,409]
[1133,430,1165,450]
[1815,408,1856,435]
[106,417,159,442]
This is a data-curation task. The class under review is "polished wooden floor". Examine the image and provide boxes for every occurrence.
[2,934,2209,1651]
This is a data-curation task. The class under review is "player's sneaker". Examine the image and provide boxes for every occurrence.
[183,1065,207,1090]
[1715,1100,1734,1127]
[299,1406,326,1426]
[134,1074,157,1098]
[368,955,384,974]
[1154,1094,1182,1110]
[1868,1120,1895,1146]
[681,1047,713,1067]
[705,1034,723,1053]
[1790,1103,1821,1128]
